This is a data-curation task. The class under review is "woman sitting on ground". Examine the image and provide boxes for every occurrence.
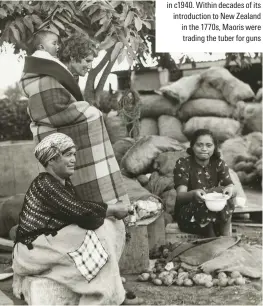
[173,129,236,237]
[13,133,143,305]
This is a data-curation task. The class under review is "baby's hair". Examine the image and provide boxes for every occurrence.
[30,30,58,54]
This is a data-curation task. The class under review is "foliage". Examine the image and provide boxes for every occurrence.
[0,84,31,141]
[0,1,155,103]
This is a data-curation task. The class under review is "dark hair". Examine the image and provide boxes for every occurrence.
[186,129,221,159]
[29,30,58,54]
[59,33,98,63]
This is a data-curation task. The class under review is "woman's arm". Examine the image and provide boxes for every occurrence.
[37,175,107,230]
[176,185,206,205]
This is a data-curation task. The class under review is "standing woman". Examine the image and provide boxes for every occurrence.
[18,33,143,304]
[173,129,236,237]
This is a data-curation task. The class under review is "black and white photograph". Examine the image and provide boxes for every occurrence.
[0,1,261,305]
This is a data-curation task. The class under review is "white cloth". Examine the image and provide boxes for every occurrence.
[31,50,69,71]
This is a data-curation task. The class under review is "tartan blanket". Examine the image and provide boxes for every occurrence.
[20,56,130,206]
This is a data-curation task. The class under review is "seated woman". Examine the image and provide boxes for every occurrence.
[13,133,142,305]
[173,129,236,237]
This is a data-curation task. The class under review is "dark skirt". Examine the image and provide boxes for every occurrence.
[176,197,235,236]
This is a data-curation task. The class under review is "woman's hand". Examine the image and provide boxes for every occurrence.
[223,185,235,198]
[106,201,129,220]
[192,189,206,203]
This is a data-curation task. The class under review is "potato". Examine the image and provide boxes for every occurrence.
[218,272,227,279]
[178,268,185,273]
[205,281,213,288]
[152,278,162,286]
[152,268,157,273]
[121,277,126,284]
[141,273,150,281]
[163,275,174,286]
[183,278,193,287]
[228,278,236,286]
[159,271,170,280]
[193,273,212,285]
[173,257,180,263]
[178,272,189,281]
[231,271,241,279]
[212,279,219,286]
[218,278,228,287]
[235,277,246,285]
[137,275,145,282]
[170,270,178,277]
[175,278,184,286]
[150,273,157,280]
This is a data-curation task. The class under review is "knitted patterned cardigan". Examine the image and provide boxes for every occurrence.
[15,172,107,249]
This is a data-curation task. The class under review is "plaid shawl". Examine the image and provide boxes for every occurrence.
[20,56,130,206]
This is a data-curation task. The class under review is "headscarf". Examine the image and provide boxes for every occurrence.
[34,133,75,166]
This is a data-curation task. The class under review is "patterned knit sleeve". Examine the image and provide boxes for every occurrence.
[216,159,233,187]
[37,174,107,230]
[174,158,190,189]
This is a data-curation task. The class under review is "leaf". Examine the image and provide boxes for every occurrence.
[57,14,70,25]
[0,8,7,18]
[14,18,25,35]
[124,11,134,27]
[48,23,60,36]
[68,23,89,38]
[80,1,94,11]
[31,14,42,26]
[88,5,99,16]
[142,20,151,29]
[134,17,142,31]
[111,41,123,61]
[126,51,133,67]
[117,48,126,65]
[91,11,107,24]
[53,19,65,30]
[99,35,116,50]
[95,20,111,37]
[10,25,20,42]
[23,16,34,33]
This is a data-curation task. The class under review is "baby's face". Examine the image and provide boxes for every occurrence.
[40,33,59,58]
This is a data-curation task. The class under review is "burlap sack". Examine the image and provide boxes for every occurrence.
[153,151,188,176]
[255,88,262,102]
[146,171,174,197]
[177,98,233,122]
[112,138,135,165]
[160,189,177,214]
[139,118,159,136]
[121,136,184,176]
[0,194,24,238]
[140,94,179,118]
[191,80,224,100]
[160,74,201,104]
[220,136,250,168]
[104,115,128,144]
[201,67,255,105]
[229,169,247,207]
[158,115,188,142]
[243,103,262,132]
[183,116,241,142]
[122,175,154,202]
[244,132,263,157]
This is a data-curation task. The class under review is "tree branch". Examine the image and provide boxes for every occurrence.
[84,47,113,102]
[95,53,119,101]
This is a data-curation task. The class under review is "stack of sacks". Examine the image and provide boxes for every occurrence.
[221,132,262,185]
[139,76,202,142]
[234,101,262,133]
[160,67,256,143]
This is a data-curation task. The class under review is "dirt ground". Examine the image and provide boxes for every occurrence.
[0,224,261,306]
